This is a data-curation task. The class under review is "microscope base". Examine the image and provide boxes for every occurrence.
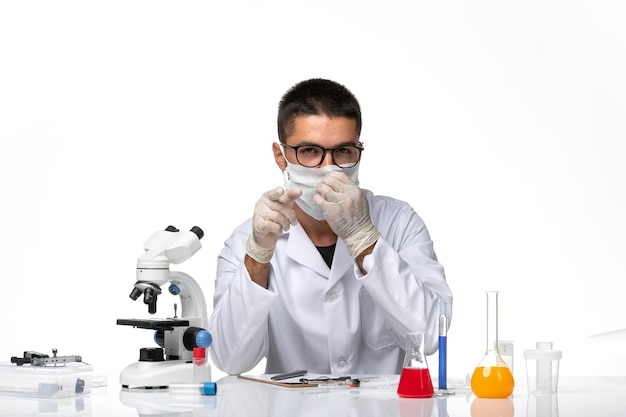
[119,360,194,389]
[119,387,217,414]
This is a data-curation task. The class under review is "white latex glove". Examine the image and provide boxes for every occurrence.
[246,186,302,263]
[313,171,381,258]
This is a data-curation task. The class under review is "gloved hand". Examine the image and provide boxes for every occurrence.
[313,171,381,258]
[246,186,302,263]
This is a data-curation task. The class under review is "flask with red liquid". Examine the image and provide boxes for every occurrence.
[397,332,434,398]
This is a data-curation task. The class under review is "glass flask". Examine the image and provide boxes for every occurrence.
[470,291,515,398]
[397,332,434,398]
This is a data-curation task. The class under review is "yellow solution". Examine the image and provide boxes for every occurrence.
[470,366,514,398]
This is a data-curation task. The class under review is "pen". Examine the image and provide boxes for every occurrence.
[271,369,308,381]
[340,376,398,388]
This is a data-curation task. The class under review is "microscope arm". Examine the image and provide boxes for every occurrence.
[169,270,208,329]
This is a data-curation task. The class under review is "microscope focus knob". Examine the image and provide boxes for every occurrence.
[183,328,212,350]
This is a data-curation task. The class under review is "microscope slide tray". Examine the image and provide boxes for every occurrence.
[116,318,190,330]
[0,361,93,398]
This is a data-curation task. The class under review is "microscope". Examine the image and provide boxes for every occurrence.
[117,225,210,389]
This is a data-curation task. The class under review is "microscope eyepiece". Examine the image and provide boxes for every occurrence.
[190,226,204,240]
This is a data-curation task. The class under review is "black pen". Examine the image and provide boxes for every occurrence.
[271,369,308,381]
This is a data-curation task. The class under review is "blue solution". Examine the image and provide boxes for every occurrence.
[438,302,448,390]
[438,334,447,390]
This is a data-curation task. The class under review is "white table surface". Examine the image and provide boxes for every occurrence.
[2,374,625,416]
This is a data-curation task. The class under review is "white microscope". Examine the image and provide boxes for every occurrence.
[117,225,210,389]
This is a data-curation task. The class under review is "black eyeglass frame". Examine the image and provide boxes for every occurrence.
[281,142,364,168]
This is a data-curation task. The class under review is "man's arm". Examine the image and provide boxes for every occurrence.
[356,204,452,356]
[244,254,270,289]
[208,186,301,374]
[355,242,376,274]
[208,229,277,375]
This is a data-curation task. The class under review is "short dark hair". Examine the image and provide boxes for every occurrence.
[277,78,362,143]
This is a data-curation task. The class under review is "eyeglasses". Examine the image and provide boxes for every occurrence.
[281,142,364,168]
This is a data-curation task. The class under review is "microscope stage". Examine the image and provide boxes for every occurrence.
[116,318,190,330]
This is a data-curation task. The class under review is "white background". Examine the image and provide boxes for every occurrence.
[1,0,624,384]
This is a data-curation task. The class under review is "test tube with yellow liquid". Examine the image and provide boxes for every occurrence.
[470,291,514,398]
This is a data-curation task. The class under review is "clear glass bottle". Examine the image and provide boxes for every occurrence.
[169,382,217,396]
[193,347,212,383]
[397,332,434,398]
[470,291,514,398]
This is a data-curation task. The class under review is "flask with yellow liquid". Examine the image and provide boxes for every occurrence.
[470,290,514,398]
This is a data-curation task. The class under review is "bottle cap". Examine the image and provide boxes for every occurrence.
[201,381,217,395]
[523,341,562,360]
[193,347,206,359]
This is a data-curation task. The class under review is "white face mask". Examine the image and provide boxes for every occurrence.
[283,160,360,221]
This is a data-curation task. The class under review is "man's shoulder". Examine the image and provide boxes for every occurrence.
[366,190,413,213]
[365,190,425,228]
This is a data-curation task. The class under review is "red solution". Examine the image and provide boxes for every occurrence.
[397,367,434,398]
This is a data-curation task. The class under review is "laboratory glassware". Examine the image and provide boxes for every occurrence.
[470,291,514,398]
[193,347,211,383]
[169,382,217,396]
[438,302,448,390]
[397,331,434,398]
[523,341,562,394]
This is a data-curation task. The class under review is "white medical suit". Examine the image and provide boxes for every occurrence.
[208,190,453,375]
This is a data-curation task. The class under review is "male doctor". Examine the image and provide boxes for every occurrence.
[208,78,452,375]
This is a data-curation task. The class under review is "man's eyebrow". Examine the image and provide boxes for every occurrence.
[292,140,359,147]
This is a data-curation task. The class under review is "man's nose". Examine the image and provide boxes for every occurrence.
[319,150,334,167]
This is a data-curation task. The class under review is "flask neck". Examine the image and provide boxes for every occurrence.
[402,332,428,369]
[485,291,499,353]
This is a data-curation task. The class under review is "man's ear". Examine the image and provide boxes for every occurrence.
[273,142,287,170]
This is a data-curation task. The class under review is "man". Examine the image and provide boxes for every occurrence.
[208,78,452,375]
